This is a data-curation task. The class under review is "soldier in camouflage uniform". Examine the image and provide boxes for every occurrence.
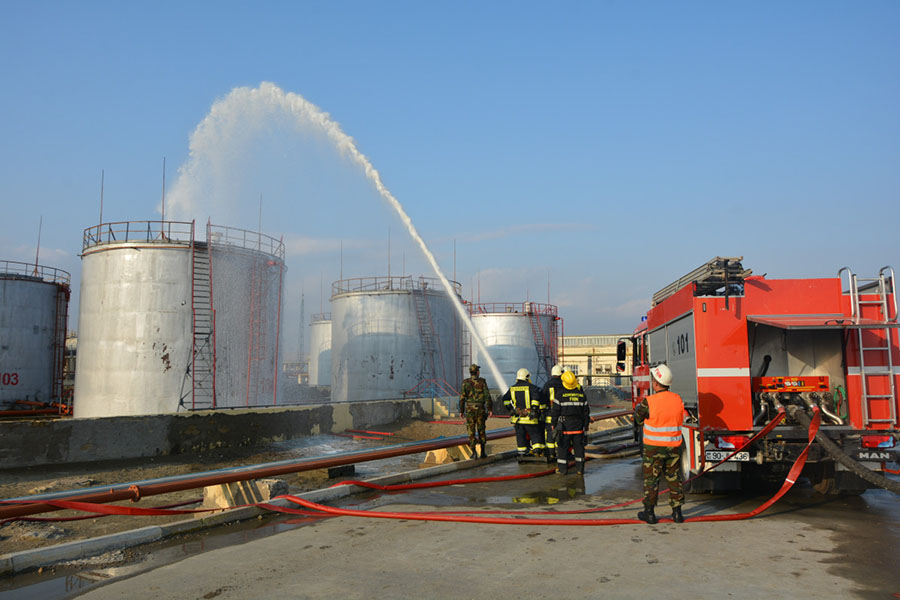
[633,364,686,524]
[459,363,492,458]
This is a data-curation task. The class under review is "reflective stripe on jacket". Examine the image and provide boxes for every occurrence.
[642,390,684,447]
[502,381,541,425]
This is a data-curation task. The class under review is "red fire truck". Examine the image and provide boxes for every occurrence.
[618,257,899,493]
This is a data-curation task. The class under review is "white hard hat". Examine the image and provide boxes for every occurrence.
[650,364,673,387]
[551,365,562,377]
[516,368,531,381]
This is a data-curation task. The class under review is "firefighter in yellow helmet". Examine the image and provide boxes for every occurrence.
[500,368,546,461]
[550,370,590,475]
[540,364,563,461]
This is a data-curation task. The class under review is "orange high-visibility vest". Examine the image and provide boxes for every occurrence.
[643,390,685,447]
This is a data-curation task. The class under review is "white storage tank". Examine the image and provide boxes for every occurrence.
[331,276,463,403]
[74,221,285,417]
[469,302,559,389]
[308,312,332,388]
[0,261,70,409]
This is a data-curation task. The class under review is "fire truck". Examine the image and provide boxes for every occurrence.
[617,257,900,494]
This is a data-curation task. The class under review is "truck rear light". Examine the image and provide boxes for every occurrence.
[716,435,750,450]
[861,435,895,449]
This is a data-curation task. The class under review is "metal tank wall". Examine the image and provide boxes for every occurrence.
[208,225,285,408]
[331,276,463,403]
[308,313,332,387]
[74,221,285,418]
[74,222,195,417]
[469,302,558,389]
[0,261,70,409]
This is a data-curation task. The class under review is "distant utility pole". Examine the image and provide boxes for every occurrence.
[298,291,305,362]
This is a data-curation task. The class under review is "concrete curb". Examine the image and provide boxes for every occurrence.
[0,451,516,576]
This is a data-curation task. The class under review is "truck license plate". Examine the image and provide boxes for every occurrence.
[705,450,750,462]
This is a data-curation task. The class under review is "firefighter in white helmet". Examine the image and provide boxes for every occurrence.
[539,364,564,462]
[501,368,546,461]
[634,363,686,524]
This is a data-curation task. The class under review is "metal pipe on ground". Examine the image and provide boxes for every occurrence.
[0,409,633,519]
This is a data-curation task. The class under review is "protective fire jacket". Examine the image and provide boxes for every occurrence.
[540,376,562,424]
[549,385,590,433]
[501,379,544,425]
[638,390,685,447]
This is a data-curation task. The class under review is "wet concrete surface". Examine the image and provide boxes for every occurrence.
[2,455,898,599]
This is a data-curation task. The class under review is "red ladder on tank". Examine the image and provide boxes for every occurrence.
[190,221,216,410]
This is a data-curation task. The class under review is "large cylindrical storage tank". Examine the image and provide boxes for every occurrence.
[308,312,331,387]
[208,225,285,408]
[469,302,559,389]
[74,221,285,418]
[331,276,463,403]
[0,261,70,409]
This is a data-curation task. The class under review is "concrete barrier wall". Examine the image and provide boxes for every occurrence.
[0,398,434,469]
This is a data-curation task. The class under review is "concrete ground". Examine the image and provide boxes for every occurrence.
[63,455,900,600]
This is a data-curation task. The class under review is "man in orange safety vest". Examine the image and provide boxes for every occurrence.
[634,363,686,524]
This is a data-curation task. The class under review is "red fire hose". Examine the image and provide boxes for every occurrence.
[1,408,818,528]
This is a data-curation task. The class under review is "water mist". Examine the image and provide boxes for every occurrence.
[169,82,509,392]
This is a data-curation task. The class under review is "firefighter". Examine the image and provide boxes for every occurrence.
[550,370,590,475]
[458,363,492,458]
[540,364,563,460]
[634,363,686,524]
[500,368,546,461]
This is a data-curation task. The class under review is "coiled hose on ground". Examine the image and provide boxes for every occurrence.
[787,405,900,495]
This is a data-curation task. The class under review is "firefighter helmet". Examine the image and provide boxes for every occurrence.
[650,364,673,387]
[469,363,480,375]
[551,364,562,377]
[561,370,577,389]
[516,368,531,381]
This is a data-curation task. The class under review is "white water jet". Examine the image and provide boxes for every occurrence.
[170,82,509,391]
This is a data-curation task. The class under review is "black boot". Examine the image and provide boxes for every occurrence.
[470,444,478,459]
[479,442,486,458]
[576,463,584,475]
[637,507,658,524]
[672,506,684,523]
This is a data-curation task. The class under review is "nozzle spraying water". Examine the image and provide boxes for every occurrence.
[170,82,510,392]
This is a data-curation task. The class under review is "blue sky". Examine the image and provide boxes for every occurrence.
[2,1,898,358]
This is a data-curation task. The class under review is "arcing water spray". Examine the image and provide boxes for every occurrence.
[170,82,510,392]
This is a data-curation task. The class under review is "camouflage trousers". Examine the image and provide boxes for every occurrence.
[642,444,685,509]
[465,404,487,447]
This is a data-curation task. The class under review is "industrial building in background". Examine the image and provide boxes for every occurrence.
[74,220,285,418]
[330,276,463,403]
[0,260,70,411]
[468,302,559,389]
[561,334,633,385]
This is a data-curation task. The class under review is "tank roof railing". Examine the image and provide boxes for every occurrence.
[332,275,462,297]
[207,225,285,260]
[82,221,195,253]
[468,301,558,317]
[310,312,332,323]
[0,260,71,286]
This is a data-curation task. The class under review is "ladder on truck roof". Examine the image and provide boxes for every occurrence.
[652,257,752,306]
[841,266,898,428]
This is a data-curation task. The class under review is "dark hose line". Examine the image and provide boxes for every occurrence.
[788,405,900,495]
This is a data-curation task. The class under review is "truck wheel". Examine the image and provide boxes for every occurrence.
[680,447,697,493]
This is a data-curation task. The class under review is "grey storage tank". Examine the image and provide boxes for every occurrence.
[468,302,559,389]
[331,276,463,402]
[308,312,332,388]
[0,261,70,409]
[74,220,285,417]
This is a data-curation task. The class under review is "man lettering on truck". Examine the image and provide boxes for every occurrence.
[634,363,686,524]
